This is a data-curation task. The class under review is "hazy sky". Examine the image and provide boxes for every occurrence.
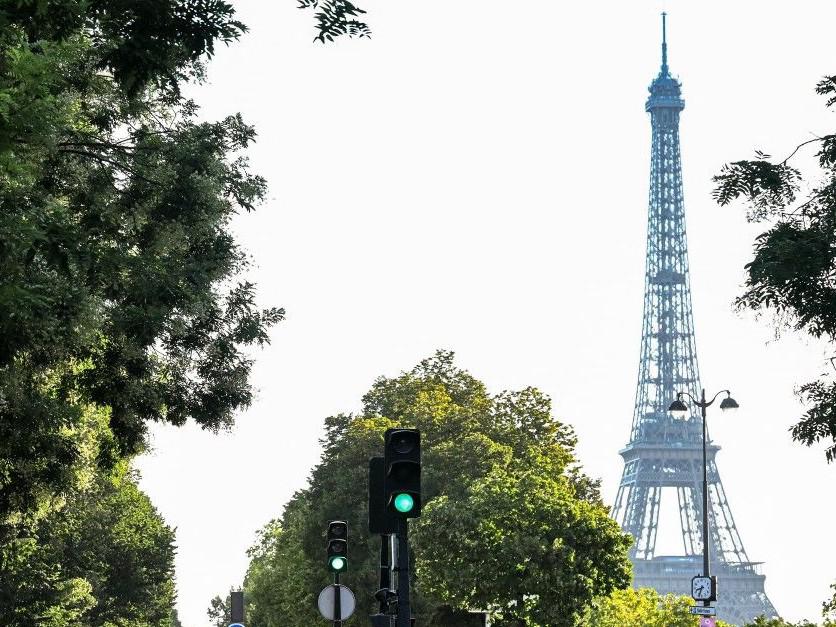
[135,2,836,625]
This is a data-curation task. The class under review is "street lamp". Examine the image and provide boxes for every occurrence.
[667,388,738,606]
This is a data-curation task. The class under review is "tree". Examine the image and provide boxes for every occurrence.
[735,581,836,627]
[713,76,836,461]
[241,351,632,627]
[50,469,177,627]
[415,449,629,626]
[1,2,279,623]
[0,464,178,627]
[243,515,319,627]
[583,588,733,627]
[0,0,282,528]
[207,592,231,627]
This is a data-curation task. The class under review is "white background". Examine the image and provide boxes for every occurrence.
[135,1,836,625]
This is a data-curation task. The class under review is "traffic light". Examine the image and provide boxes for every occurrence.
[383,428,421,518]
[326,520,348,572]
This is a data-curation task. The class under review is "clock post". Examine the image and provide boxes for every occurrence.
[669,388,739,609]
[700,388,710,606]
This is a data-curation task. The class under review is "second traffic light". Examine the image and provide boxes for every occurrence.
[326,520,348,572]
[383,428,421,518]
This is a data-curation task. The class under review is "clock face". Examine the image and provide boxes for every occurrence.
[692,576,713,600]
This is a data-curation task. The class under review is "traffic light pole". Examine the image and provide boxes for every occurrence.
[379,534,391,613]
[396,519,410,627]
[334,571,342,627]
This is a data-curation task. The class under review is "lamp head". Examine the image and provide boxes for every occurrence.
[720,395,739,413]
[668,398,689,419]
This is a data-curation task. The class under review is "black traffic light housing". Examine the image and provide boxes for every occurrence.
[230,590,244,623]
[383,428,421,518]
[326,520,348,572]
[369,456,399,534]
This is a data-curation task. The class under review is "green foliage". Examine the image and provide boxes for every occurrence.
[742,617,818,627]
[713,75,836,461]
[0,465,177,627]
[0,0,281,525]
[0,0,245,95]
[415,446,630,626]
[207,591,231,627]
[0,2,277,624]
[823,581,836,627]
[297,0,371,42]
[241,351,632,627]
[583,587,733,627]
[244,515,319,627]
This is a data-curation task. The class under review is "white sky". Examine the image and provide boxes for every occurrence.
[135,2,836,625]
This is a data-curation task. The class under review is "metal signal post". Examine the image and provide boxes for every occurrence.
[396,519,411,627]
[334,571,342,627]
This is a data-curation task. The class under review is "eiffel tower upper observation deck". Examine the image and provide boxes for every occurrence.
[609,15,778,625]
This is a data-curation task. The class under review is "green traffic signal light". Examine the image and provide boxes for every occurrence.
[393,493,414,513]
[329,556,347,572]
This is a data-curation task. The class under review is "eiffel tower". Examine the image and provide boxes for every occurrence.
[610,15,778,626]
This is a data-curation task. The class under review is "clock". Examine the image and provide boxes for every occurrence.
[691,575,716,601]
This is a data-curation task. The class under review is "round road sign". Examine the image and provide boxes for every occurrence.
[317,584,356,621]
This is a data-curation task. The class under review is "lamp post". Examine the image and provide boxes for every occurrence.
[668,388,738,605]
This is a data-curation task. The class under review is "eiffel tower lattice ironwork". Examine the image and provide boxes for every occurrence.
[610,14,778,626]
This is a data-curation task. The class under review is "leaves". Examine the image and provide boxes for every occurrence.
[241,352,632,626]
[0,2,281,624]
[0,1,282,517]
[584,587,733,627]
[713,75,836,462]
[297,0,371,43]
[712,159,801,221]
[815,76,836,108]
[0,0,247,95]
[793,381,836,462]
[742,617,820,627]
[0,465,177,627]
[416,462,631,627]
[824,581,836,626]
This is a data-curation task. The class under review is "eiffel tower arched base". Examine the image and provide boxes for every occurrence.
[632,556,778,626]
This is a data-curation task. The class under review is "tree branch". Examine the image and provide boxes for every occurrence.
[57,148,160,185]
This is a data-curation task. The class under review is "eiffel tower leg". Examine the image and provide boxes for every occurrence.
[617,465,662,560]
[676,486,697,555]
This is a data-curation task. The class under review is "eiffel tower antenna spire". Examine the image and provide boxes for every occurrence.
[661,12,669,75]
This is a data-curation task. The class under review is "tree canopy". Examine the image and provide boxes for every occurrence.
[583,588,733,627]
[0,0,281,527]
[1,1,277,624]
[714,76,836,462]
[0,461,178,627]
[241,351,632,627]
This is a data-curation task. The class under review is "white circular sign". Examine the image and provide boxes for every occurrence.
[317,584,356,621]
